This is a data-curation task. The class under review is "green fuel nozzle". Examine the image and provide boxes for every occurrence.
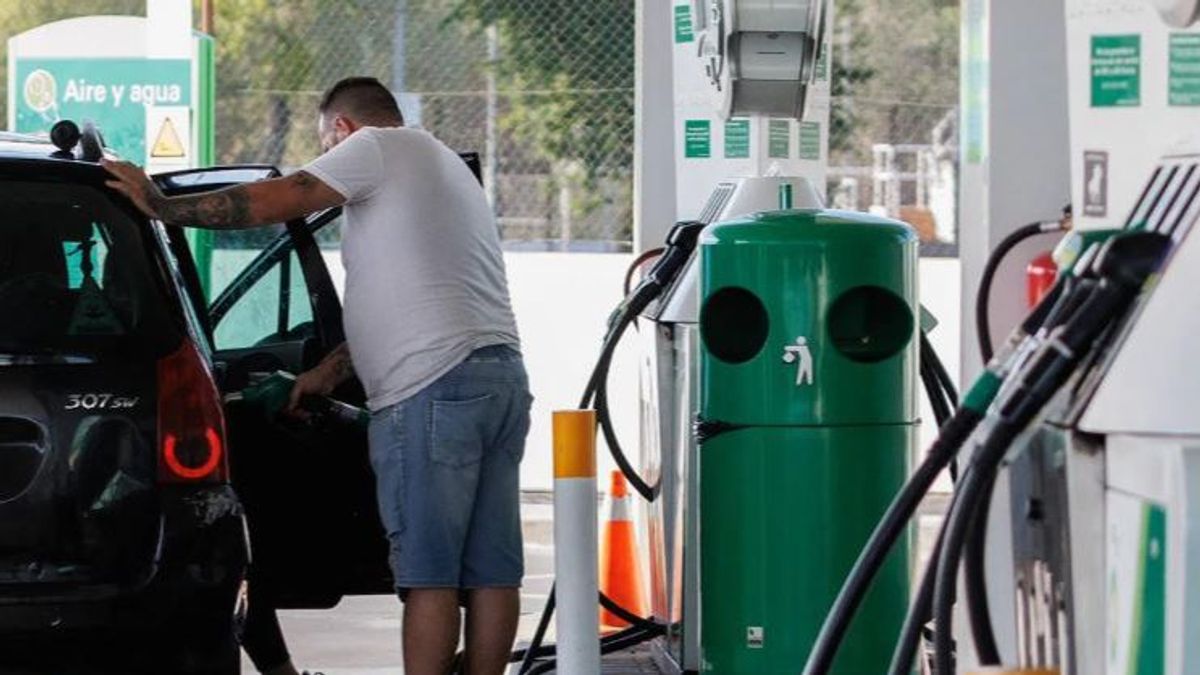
[229,371,370,432]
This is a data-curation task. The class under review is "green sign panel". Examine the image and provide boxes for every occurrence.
[724,119,750,159]
[1092,35,1142,108]
[1169,33,1200,107]
[674,5,695,44]
[768,120,790,159]
[15,58,192,162]
[799,122,821,160]
[685,119,711,158]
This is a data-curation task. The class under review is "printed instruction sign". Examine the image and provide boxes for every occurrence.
[1091,35,1142,108]
[674,5,695,44]
[1169,33,1200,106]
[799,122,821,161]
[1083,151,1109,218]
[724,119,750,159]
[14,58,191,163]
[684,120,711,159]
[768,120,791,159]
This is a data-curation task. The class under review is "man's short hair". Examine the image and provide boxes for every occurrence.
[319,77,404,125]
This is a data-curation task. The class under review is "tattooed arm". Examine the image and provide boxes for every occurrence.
[102,160,344,229]
[318,342,356,384]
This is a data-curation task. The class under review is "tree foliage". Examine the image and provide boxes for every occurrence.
[0,0,144,125]
[450,0,635,178]
[831,0,960,165]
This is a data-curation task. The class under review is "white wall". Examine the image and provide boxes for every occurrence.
[323,250,640,492]
[503,254,961,492]
[212,249,961,493]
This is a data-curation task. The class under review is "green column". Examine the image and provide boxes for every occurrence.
[697,210,919,673]
[187,32,217,299]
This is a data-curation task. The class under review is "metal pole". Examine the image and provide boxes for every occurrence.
[201,0,214,34]
[485,24,500,211]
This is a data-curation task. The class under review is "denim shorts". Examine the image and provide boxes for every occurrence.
[367,344,532,591]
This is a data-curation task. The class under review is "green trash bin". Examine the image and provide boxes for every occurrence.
[696,210,918,674]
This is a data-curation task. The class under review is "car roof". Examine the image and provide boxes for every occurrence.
[0,132,66,159]
[0,131,118,162]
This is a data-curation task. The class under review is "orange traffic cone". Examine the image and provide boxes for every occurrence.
[599,470,647,631]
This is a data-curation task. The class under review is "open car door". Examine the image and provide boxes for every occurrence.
[153,166,392,607]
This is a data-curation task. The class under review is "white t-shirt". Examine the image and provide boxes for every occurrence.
[302,126,520,411]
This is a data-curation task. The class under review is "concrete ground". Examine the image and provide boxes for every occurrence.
[243,494,948,674]
[240,498,557,675]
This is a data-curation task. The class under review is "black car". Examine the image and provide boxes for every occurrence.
[0,126,393,674]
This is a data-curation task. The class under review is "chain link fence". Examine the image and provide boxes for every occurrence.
[0,0,957,253]
[828,0,961,255]
[0,0,635,250]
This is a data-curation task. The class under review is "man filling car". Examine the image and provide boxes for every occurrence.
[104,76,532,675]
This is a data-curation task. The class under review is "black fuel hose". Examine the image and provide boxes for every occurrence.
[963,476,1000,664]
[958,278,1112,668]
[976,220,1066,363]
[517,586,556,673]
[801,405,985,675]
[886,273,1084,674]
[623,247,665,297]
[525,624,666,675]
[516,222,705,673]
[886,487,955,675]
[920,362,951,429]
[510,589,661,670]
[933,232,1171,673]
[892,276,1089,667]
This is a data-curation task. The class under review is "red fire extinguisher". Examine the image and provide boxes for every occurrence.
[1026,206,1073,308]
[1026,251,1057,309]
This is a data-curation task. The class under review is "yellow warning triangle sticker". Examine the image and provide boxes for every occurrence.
[151,117,186,158]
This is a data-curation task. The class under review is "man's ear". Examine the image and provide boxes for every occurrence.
[336,115,359,135]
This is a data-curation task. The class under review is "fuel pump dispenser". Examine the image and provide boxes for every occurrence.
[797,3,1200,674]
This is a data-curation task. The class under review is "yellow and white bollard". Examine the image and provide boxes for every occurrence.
[552,410,601,675]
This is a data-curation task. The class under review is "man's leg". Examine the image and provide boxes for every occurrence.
[403,588,462,675]
[365,389,474,674]
[463,588,520,675]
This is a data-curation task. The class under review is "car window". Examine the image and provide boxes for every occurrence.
[213,248,313,351]
[0,181,175,360]
[207,225,288,301]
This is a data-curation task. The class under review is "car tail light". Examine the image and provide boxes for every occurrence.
[157,340,228,483]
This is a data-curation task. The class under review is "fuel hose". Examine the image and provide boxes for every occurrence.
[976,218,1070,363]
[514,222,704,673]
[931,232,1171,674]
[808,258,1092,675]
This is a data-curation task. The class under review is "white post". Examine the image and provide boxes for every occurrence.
[552,410,601,675]
[146,0,192,59]
[957,0,1071,670]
